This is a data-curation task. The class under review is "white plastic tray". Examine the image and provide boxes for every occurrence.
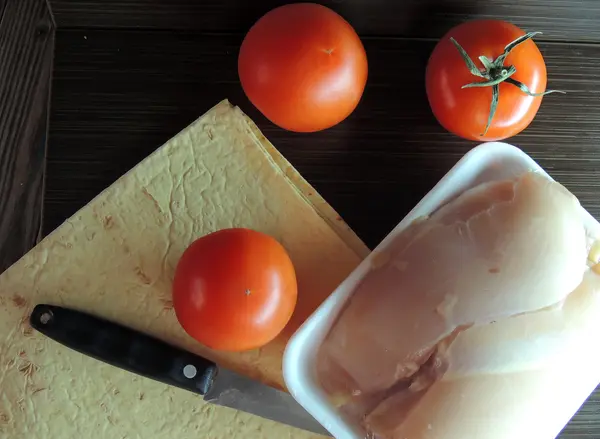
[283,141,600,439]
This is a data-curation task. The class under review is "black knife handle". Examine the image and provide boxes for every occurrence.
[30,304,217,396]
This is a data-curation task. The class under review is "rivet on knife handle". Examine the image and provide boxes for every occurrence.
[30,304,218,395]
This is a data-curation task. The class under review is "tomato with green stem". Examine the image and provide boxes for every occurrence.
[426,20,564,141]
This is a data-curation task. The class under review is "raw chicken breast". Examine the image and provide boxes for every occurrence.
[316,171,588,433]
[367,272,600,438]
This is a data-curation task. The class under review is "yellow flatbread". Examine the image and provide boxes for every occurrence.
[0,100,368,438]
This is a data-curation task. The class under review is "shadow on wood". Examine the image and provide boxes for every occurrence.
[304,0,484,246]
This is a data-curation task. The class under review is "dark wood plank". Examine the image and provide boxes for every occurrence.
[46,28,600,437]
[46,30,600,245]
[0,0,55,273]
[561,390,600,438]
[49,0,600,42]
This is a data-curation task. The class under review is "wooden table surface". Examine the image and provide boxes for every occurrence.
[2,0,600,436]
[0,0,54,271]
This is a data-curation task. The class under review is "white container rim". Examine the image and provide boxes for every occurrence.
[283,141,600,439]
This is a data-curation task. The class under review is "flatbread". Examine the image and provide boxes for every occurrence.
[0,100,368,438]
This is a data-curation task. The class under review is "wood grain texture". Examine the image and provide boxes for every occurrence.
[46,30,600,248]
[49,0,600,42]
[0,0,54,272]
[560,390,600,438]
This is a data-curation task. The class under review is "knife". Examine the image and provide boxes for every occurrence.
[29,304,329,436]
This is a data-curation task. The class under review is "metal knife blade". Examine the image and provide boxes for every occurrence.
[30,304,329,437]
[205,367,327,435]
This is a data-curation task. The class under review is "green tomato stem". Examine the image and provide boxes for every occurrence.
[451,31,564,137]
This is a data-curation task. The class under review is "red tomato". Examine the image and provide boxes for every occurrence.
[172,228,297,352]
[238,3,368,132]
[426,20,557,141]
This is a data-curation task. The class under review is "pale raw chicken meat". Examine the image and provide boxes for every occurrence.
[316,171,589,435]
[367,272,600,438]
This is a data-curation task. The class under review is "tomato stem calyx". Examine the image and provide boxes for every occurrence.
[451,32,565,136]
